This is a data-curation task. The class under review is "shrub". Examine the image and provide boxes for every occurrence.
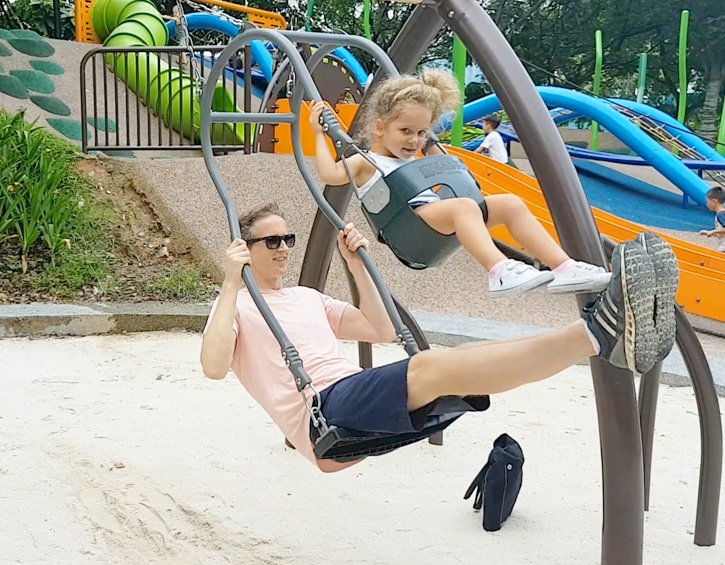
[0,109,83,271]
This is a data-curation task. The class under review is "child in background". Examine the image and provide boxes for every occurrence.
[700,186,725,253]
[473,114,509,164]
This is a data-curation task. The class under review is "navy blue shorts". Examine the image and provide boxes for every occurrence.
[309,359,491,446]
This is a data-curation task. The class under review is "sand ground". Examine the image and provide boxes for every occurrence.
[2,331,724,565]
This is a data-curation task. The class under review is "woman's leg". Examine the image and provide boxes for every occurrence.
[405,319,595,409]
[407,241,676,410]
[404,239,668,409]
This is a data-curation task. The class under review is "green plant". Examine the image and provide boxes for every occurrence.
[0,109,82,270]
[146,263,210,300]
[7,0,76,40]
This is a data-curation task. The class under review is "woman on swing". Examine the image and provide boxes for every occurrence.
[200,201,678,472]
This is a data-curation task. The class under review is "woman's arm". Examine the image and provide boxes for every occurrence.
[200,239,249,379]
[200,283,239,379]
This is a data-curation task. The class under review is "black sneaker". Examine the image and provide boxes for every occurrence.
[581,241,657,375]
[635,231,679,362]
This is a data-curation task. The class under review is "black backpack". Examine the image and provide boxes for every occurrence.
[463,433,524,531]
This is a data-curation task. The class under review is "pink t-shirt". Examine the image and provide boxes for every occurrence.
[204,286,366,473]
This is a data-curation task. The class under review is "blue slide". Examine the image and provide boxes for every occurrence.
[573,159,714,231]
[331,47,368,86]
[450,86,715,208]
[548,97,725,163]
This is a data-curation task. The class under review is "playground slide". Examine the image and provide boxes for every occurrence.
[573,159,714,232]
[444,145,725,324]
[552,98,725,163]
[91,0,247,144]
[331,47,369,87]
[456,86,714,208]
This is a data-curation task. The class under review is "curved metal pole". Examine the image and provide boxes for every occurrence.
[638,362,661,512]
[199,36,318,406]
[201,28,421,358]
[258,42,354,131]
[255,46,339,152]
[434,1,642,564]
[601,236,722,546]
[675,308,722,546]
[290,45,341,113]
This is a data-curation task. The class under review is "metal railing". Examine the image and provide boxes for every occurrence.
[79,44,256,154]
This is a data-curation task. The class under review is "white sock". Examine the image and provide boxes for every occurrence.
[581,319,601,355]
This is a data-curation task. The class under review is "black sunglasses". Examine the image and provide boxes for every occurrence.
[246,234,296,249]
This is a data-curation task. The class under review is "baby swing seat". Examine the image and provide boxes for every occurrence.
[360,154,487,270]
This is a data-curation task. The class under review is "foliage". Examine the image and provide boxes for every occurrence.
[5,0,721,135]
[146,263,211,300]
[6,0,75,40]
[0,110,82,270]
[0,111,215,301]
[482,0,724,136]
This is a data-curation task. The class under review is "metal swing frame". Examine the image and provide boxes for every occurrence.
[198,1,722,562]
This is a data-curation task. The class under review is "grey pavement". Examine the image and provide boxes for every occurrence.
[1,301,723,392]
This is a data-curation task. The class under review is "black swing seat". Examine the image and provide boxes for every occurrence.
[360,154,486,270]
[313,394,491,462]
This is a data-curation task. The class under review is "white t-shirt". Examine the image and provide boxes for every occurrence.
[478,130,508,163]
[715,211,725,252]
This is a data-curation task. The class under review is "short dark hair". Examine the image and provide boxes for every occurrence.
[484,114,502,129]
[706,186,725,204]
[238,202,284,240]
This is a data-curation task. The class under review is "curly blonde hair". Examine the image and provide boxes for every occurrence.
[357,69,461,147]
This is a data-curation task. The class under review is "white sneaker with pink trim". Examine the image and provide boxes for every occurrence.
[488,259,554,298]
[547,261,611,294]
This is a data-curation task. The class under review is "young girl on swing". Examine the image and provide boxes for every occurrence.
[309,69,611,298]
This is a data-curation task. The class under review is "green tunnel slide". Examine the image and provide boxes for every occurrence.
[91,0,248,144]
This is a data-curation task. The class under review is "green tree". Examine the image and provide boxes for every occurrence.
[1,0,75,40]
[482,0,724,138]
[642,1,725,140]
[250,0,449,71]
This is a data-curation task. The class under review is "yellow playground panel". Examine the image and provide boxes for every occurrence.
[272,99,359,156]
[75,0,287,43]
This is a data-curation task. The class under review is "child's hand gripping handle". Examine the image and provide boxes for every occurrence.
[319,106,354,149]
